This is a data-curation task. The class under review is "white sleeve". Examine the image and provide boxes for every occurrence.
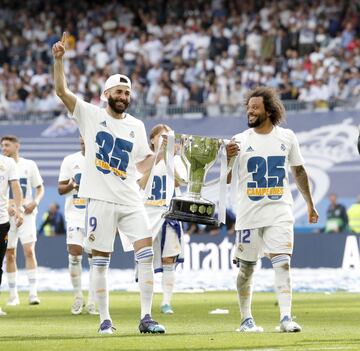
[8,158,19,181]
[29,161,43,188]
[70,97,98,136]
[58,157,71,182]
[134,122,153,163]
[288,130,305,166]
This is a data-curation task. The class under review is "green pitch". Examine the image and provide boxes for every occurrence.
[1,291,359,351]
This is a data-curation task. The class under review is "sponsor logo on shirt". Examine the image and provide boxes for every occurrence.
[281,143,286,151]
[246,146,254,152]
[129,131,135,138]
[100,121,107,128]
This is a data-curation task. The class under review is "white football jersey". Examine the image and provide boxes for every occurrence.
[0,155,19,224]
[71,98,152,206]
[58,151,87,228]
[10,157,43,213]
[232,126,304,230]
[144,157,184,237]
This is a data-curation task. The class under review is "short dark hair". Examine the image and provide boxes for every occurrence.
[245,87,286,126]
[1,135,19,143]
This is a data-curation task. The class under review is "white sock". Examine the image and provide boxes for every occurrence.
[7,272,18,298]
[69,254,83,299]
[161,264,175,306]
[92,256,111,322]
[87,256,95,305]
[236,261,256,321]
[135,247,154,319]
[27,269,37,297]
[271,255,292,320]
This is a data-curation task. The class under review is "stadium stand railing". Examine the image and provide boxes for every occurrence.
[0,98,358,123]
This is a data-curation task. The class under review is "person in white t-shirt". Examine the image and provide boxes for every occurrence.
[52,33,166,335]
[1,135,44,307]
[226,87,319,333]
[58,135,98,316]
[138,124,185,315]
[0,153,23,316]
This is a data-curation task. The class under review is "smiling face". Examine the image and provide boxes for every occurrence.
[105,85,131,114]
[246,96,269,128]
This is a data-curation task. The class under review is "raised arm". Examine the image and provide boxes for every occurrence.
[52,32,77,113]
[291,165,319,224]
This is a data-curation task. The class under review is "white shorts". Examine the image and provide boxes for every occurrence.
[7,214,37,249]
[85,199,151,253]
[66,226,86,247]
[233,221,294,262]
[153,220,184,273]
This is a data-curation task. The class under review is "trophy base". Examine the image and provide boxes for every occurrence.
[163,197,219,227]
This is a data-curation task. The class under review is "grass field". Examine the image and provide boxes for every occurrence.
[0,291,359,351]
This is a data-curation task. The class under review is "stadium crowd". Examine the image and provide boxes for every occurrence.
[1,0,360,120]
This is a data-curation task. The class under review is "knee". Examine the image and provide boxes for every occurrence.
[162,256,176,265]
[68,245,83,256]
[238,260,256,279]
[24,248,35,260]
[6,249,16,263]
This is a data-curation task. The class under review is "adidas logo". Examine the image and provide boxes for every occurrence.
[246,146,254,152]
[281,143,286,151]
[100,121,107,127]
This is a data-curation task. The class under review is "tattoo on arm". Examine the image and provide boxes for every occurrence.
[291,165,313,205]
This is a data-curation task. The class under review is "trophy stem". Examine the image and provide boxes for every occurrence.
[188,168,205,195]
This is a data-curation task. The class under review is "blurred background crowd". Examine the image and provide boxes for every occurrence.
[1,0,360,121]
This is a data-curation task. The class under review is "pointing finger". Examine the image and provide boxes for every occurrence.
[61,31,67,45]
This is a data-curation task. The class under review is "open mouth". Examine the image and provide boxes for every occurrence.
[248,115,257,123]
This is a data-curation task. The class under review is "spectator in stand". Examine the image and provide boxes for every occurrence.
[38,203,65,236]
[1,0,360,120]
[324,193,349,233]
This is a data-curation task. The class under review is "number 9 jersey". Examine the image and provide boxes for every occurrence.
[70,98,153,206]
[232,126,304,230]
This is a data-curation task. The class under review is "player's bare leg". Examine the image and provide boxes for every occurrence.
[92,249,114,334]
[270,253,301,332]
[160,256,176,314]
[6,248,19,305]
[68,244,84,314]
[134,237,165,334]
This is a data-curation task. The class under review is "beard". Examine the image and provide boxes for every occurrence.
[107,96,130,114]
[247,113,266,128]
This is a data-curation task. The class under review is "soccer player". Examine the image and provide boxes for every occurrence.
[138,124,185,315]
[226,87,319,333]
[0,152,23,315]
[58,135,98,315]
[52,33,166,334]
[1,135,44,306]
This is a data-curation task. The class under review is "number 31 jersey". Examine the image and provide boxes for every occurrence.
[71,98,152,206]
[232,126,304,230]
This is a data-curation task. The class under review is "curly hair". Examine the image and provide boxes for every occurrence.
[244,87,286,126]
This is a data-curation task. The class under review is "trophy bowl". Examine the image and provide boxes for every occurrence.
[163,133,223,226]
